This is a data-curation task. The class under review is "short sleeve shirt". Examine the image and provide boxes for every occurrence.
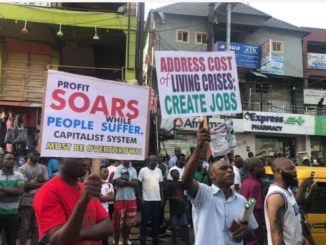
[113,165,137,200]
[167,166,184,181]
[18,163,49,206]
[191,183,258,245]
[33,176,108,245]
[138,167,163,201]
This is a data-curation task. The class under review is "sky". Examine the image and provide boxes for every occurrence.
[144,1,326,29]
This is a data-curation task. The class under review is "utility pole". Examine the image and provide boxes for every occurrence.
[207,3,215,52]
[226,3,232,51]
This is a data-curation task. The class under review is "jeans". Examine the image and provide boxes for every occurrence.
[19,206,38,245]
[140,201,161,245]
[0,214,18,245]
[170,213,188,228]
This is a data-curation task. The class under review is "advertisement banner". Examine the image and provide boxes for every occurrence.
[217,41,261,69]
[307,53,326,70]
[303,89,326,105]
[261,40,271,66]
[40,70,150,160]
[160,117,243,132]
[243,111,315,135]
[155,51,242,118]
[210,119,237,156]
[261,54,284,75]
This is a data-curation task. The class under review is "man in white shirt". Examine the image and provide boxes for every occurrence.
[167,154,186,181]
[168,147,181,168]
[138,155,163,245]
[182,122,258,245]
[232,157,243,192]
[265,158,309,245]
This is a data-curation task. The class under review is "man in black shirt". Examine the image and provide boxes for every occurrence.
[318,98,324,115]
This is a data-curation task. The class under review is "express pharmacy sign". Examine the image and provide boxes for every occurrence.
[243,111,314,135]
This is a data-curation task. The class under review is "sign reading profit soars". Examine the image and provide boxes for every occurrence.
[155,51,242,118]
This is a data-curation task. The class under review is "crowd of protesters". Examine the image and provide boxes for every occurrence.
[0,122,319,245]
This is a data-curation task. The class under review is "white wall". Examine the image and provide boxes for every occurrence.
[234,133,256,158]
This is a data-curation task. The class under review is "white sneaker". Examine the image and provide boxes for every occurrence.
[119,240,132,245]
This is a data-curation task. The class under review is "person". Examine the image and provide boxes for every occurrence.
[266,158,272,166]
[18,151,49,245]
[182,121,257,245]
[157,153,168,180]
[264,158,309,245]
[199,147,210,169]
[248,152,254,158]
[231,157,243,192]
[302,157,310,166]
[317,98,324,115]
[193,160,209,186]
[167,154,186,181]
[33,158,113,245]
[227,152,234,164]
[107,160,119,183]
[138,155,164,245]
[186,147,195,163]
[47,158,59,179]
[99,166,115,245]
[168,147,181,168]
[166,169,191,245]
[0,153,24,245]
[113,160,138,245]
[240,158,267,245]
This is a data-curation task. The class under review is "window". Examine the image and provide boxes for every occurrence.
[307,182,326,214]
[195,32,207,44]
[272,41,284,53]
[176,30,190,43]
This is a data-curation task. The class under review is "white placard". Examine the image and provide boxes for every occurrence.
[155,51,242,118]
[40,70,150,160]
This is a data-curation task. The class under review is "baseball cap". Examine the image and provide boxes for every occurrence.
[302,157,310,161]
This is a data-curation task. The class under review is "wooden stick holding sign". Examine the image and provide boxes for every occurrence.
[92,159,101,175]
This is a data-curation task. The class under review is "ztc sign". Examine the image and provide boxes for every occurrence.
[243,111,314,135]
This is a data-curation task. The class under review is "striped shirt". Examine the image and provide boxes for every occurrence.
[0,169,24,214]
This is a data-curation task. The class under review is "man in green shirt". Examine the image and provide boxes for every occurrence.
[193,160,210,186]
[0,152,25,245]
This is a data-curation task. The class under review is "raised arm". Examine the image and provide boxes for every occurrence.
[182,121,210,198]
[266,194,286,245]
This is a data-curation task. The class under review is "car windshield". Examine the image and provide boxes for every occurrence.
[307,182,326,214]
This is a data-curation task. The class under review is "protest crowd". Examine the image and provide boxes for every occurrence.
[0,121,318,245]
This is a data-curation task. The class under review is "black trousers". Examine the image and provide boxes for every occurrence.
[0,214,18,245]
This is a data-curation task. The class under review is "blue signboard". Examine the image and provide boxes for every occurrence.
[261,54,284,75]
[217,41,261,69]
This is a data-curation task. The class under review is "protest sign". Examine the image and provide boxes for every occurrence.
[40,70,150,160]
[155,51,242,118]
[210,119,236,157]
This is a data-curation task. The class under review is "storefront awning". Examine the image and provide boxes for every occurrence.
[0,101,41,107]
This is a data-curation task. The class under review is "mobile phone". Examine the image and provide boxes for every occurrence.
[311,172,315,180]
[228,219,240,233]
[38,234,49,245]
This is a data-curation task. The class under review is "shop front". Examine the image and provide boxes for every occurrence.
[243,111,315,158]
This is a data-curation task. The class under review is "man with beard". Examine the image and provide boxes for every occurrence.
[265,158,309,245]
[33,158,113,245]
[182,122,257,245]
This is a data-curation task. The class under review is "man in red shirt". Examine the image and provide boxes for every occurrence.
[239,157,267,245]
[33,158,113,245]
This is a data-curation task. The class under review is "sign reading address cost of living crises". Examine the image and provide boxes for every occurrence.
[40,70,150,160]
[155,51,242,118]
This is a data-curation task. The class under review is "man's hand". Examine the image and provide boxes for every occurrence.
[197,121,211,147]
[231,224,252,243]
[303,237,310,245]
[139,198,146,208]
[80,174,102,204]
[300,177,314,189]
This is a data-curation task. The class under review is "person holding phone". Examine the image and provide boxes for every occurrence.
[33,158,113,245]
[182,121,257,245]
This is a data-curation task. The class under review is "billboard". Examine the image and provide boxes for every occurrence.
[307,53,326,70]
[217,41,261,69]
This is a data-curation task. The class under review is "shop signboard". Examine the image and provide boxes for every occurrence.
[243,111,315,135]
[40,70,150,160]
[261,54,284,75]
[161,116,243,133]
[261,40,271,66]
[217,41,261,69]
[155,51,242,118]
[307,53,326,70]
[304,89,326,105]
